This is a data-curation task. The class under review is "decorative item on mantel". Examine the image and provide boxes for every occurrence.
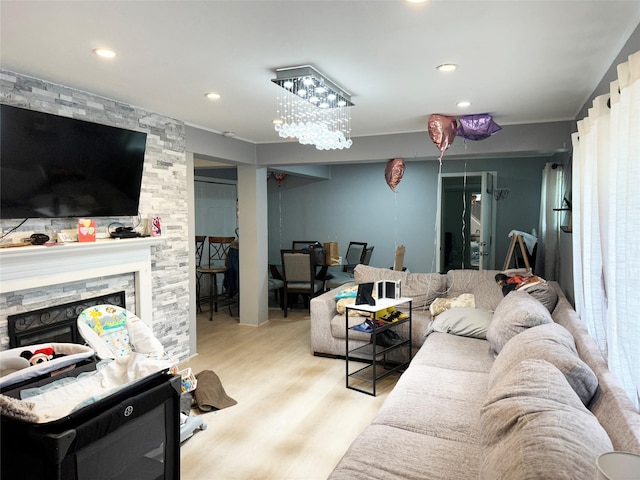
[151,216,162,237]
[272,65,353,150]
[77,218,96,242]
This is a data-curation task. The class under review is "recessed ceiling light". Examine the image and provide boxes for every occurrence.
[436,64,457,72]
[205,92,221,100]
[457,101,471,108]
[407,0,427,3]
[93,48,116,58]
[272,119,283,125]
[222,131,236,138]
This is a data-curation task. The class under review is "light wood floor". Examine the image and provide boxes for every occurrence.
[179,305,400,480]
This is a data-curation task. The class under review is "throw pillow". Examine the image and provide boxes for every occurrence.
[489,323,598,405]
[480,359,613,480]
[524,284,559,313]
[334,285,358,300]
[494,271,559,313]
[486,291,553,355]
[429,293,475,317]
[426,307,493,339]
[335,298,368,316]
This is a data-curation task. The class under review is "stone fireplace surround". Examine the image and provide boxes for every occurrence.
[0,237,162,350]
[1,69,191,361]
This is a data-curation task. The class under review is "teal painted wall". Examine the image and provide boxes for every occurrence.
[267,155,558,273]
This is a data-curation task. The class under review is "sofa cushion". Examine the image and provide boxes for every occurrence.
[373,364,489,443]
[486,291,552,355]
[480,359,614,480]
[426,307,493,339]
[429,293,475,316]
[446,269,504,311]
[354,265,444,309]
[329,424,480,480]
[489,323,598,405]
[413,332,494,373]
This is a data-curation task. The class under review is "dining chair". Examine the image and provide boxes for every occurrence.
[342,241,368,273]
[197,236,235,320]
[195,236,206,313]
[362,245,374,265]
[291,240,330,287]
[268,264,285,307]
[291,240,317,250]
[325,242,369,290]
[280,249,324,317]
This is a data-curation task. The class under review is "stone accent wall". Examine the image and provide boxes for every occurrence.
[0,70,191,361]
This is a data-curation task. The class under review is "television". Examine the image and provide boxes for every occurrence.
[0,104,147,219]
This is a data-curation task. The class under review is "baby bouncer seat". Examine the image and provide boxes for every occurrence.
[77,305,206,442]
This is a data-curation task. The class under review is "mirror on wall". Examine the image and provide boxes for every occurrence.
[438,173,496,272]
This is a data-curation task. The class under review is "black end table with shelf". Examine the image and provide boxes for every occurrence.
[345,297,412,396]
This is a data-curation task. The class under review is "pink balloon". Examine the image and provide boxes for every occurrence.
[385,158,405,192]
[428,114,457,160]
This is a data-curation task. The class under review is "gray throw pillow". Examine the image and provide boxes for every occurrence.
[426,307,493,339]
[486,291,553,355]
[480,359,613,480]
[489,323,598,405]
[523,284,559,313]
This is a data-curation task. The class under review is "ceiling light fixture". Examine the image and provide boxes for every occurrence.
[436,64,457,72]
[205,92,221,100]
[93,48,116,58]
[272,65,353,150]
[457,101,471,108]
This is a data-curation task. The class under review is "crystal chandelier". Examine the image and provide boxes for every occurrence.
[272,65,353,150]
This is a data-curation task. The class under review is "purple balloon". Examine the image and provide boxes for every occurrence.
[456,114,502,140]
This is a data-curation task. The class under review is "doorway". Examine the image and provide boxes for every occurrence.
[194,175,238,307]
[437,172,496,273]
[194,178,238,238]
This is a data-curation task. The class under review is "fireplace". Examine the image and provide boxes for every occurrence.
[0,237,162,351]
[8,291,126,348]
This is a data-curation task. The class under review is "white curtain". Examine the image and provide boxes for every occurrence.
[536,163,563,280]
[572,50,640,410]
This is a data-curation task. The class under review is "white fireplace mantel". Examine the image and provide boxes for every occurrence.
[0,237,163,322]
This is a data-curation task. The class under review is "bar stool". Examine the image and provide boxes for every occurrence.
[195,236,206,313]
[197,236,235,321]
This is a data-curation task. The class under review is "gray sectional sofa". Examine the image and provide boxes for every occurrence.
[309,266,640,479]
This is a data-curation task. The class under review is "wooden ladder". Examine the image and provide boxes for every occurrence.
[503,234,531,270]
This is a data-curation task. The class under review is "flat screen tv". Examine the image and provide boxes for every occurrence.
[0,104,147,219]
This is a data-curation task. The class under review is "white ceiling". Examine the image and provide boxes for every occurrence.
[1,1,639,145]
